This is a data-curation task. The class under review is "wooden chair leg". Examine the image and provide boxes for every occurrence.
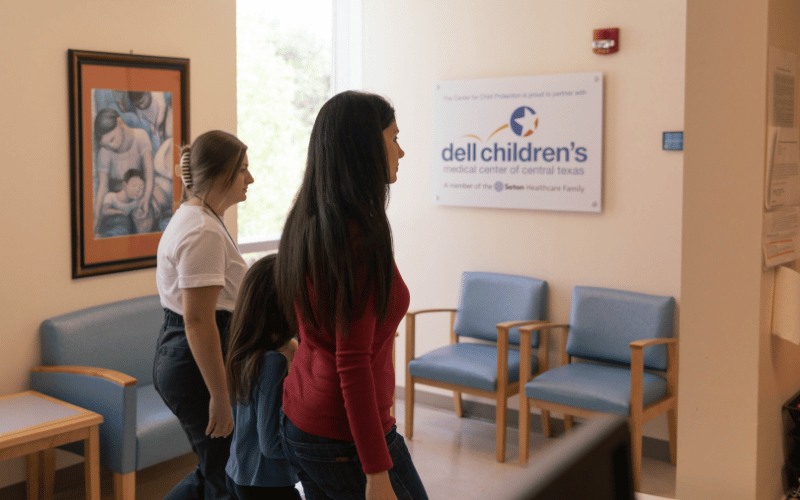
[630,419,642,492]
[113,471,136,500]
[667,407,677,464]
[405,379,415,439]
[564,414,574,432]
[519,397,531,465]
[453,391,463,417]
[496,393,507,462]
[540,409,552,438]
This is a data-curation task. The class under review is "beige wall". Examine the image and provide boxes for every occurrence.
[0,0,236,488]
[681,0,800,499]
[362,0,685,439]
[760,1,800,499]
[680,0,767,497]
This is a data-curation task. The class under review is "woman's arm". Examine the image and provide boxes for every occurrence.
[182,285,234,438]
[336,293,397,500]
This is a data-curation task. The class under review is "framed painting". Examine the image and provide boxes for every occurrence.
[68,49,189,278]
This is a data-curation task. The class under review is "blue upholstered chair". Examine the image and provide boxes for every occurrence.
[517,286,677,490]
[405,272,548,462]
[31,295,191,500]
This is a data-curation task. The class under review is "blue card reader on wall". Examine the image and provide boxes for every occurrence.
[663,131,683,151]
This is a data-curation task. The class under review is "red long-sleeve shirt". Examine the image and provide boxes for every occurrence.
[282,266,409,474]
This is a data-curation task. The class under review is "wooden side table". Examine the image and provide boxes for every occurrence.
[0,390,103,500]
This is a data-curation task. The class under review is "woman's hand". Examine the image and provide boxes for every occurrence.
[278,338,299,365]
[365,471,397,500]
[206,395,234,438]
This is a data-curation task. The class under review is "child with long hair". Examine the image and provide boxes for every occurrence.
[225,254,301,500]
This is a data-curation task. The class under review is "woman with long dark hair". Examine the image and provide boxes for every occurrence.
[276,91,428,500]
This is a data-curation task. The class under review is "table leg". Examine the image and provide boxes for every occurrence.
[84,425,101,500]
[25,449,55,500]
[41,449,55,500]
[24,453,39,500]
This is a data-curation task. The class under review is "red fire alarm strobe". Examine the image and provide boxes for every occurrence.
[593,28,619,55]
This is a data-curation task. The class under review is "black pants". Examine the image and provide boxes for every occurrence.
[153,308,233,500]
[226,475,302,500]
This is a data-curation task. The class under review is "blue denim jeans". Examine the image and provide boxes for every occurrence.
[280,410,428,500]
[153,308,233,500]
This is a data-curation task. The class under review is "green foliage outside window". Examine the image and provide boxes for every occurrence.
[237,1,331,243]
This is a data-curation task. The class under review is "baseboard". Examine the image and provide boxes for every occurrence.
[397,386,673,463]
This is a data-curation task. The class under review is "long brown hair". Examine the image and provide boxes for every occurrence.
[275,91,397,337]
[226,254,294,405]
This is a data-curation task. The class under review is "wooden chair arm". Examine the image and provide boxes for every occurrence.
[496,320,549,330]
[406,308,458,365]
[496,320,511,389]
[629,337,679,412]
[31,365,137,387]
[519,325,552,385]
[521,323,570,365]
[497,321,550,383]
[629,337,678,349]
[519,322,569,333]
[405,308,457,318]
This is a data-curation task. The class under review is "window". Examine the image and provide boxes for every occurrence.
[236,0,361,258]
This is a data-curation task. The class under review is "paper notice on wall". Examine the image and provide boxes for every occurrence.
[763,206,800,268]
[768,46,796,129]
[765,127,800,209]
[772,265,800,344]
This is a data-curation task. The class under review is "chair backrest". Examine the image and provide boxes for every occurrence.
[40,295,164,385]
[453,272,547,347]
[566,286,676,371]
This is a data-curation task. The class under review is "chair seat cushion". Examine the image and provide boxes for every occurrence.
[524,363,667,416]
[136,384,192,469]
[408,343,537,393]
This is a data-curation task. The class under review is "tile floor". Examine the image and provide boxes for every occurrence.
[41,401,676,499]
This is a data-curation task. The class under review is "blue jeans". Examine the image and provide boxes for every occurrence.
[153,308,233,500]
[280,411,428,500]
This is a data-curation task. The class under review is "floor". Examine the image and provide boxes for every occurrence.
[35,401,676,499]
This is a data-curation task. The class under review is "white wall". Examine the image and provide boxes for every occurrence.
[361,0,685,439]
[0,0,236,488]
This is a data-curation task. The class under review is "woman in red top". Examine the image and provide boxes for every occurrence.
[276,91,428,500]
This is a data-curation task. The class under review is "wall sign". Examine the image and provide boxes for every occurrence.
[431,72,604,213]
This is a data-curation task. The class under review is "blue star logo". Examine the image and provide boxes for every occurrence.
[510,107,538,137]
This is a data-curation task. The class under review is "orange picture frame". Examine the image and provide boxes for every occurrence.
[68,49,189,278]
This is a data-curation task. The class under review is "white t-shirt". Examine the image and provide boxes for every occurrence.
[156,205,246,315]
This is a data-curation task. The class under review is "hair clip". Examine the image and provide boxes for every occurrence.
[180,151,192,188]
